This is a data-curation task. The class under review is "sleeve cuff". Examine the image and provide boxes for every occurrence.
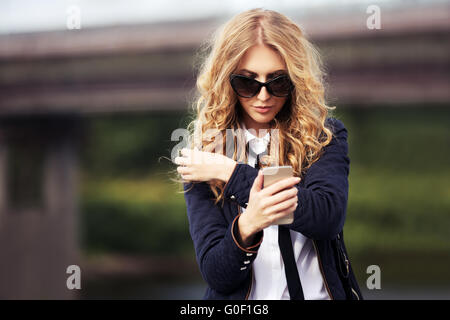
[230,213,263,254]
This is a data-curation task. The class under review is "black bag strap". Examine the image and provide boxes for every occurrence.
[333,231,361,300]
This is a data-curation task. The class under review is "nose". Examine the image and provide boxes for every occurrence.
[257,85,271,101]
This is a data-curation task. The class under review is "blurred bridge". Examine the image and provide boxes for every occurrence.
[0,2,448,116]
[0,2,448,298]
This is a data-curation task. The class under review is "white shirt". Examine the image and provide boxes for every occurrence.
[239,122,330,300]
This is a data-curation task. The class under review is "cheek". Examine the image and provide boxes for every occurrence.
[238,98,252,111]
[274,97,288,112]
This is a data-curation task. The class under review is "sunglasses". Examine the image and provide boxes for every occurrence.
[229,73,293,98]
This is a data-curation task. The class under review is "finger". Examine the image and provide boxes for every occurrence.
[182,148,203,165]
[187,148,205,165]
[177,166,191,175]
[269,202,297,223]
[181,148,192,157]
[251,170,264,192]
[265,187,298,207]
[266,196,298,215]
[180,174,194,181]
[203,143,216,153]
[174,156,188,166]
[262,176,300,196]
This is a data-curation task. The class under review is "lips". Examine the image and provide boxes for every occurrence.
[253,106,272,114]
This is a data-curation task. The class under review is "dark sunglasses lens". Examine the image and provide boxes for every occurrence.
[231,76,260,97]
[268,76,292,96]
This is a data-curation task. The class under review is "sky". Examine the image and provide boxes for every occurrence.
[0,0,446,35]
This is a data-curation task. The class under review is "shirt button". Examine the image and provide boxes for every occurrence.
[246,253,253,256]
[230,195,236,200]
[244,260,250,264]
[240,266,247,271]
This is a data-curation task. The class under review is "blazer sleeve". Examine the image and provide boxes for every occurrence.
[223,117,350,240]
[183,181,263,294]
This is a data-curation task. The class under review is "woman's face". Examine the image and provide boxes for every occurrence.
[235,44,289,135]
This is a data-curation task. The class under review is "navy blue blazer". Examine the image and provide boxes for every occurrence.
[183,117,362,300]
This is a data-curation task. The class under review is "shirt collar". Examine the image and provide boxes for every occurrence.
[240,121,271,156]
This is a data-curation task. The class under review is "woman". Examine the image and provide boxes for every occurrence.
[174,8,362,300]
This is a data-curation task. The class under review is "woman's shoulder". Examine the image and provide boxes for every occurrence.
[324,117,348,138]
[323,117,349,155]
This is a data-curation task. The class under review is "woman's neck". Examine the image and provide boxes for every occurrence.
[242,116,272,138]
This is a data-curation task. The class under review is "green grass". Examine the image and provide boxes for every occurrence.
[80,173,192,256]
[345,164,450,255]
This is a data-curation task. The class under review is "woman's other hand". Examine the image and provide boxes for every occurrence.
[175,147,237,182]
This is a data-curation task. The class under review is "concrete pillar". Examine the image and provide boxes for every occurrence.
[0,115,82,299]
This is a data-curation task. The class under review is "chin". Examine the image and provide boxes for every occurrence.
[258,117,274,124]
[252,113,275,123]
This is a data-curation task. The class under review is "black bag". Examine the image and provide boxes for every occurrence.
[332,231,363,300]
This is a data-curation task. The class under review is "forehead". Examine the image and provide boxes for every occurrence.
[237,44,286,76]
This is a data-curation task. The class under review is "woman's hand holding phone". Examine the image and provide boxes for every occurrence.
[237,170,300,247]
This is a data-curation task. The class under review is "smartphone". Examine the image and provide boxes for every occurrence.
[262,166,295,225]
